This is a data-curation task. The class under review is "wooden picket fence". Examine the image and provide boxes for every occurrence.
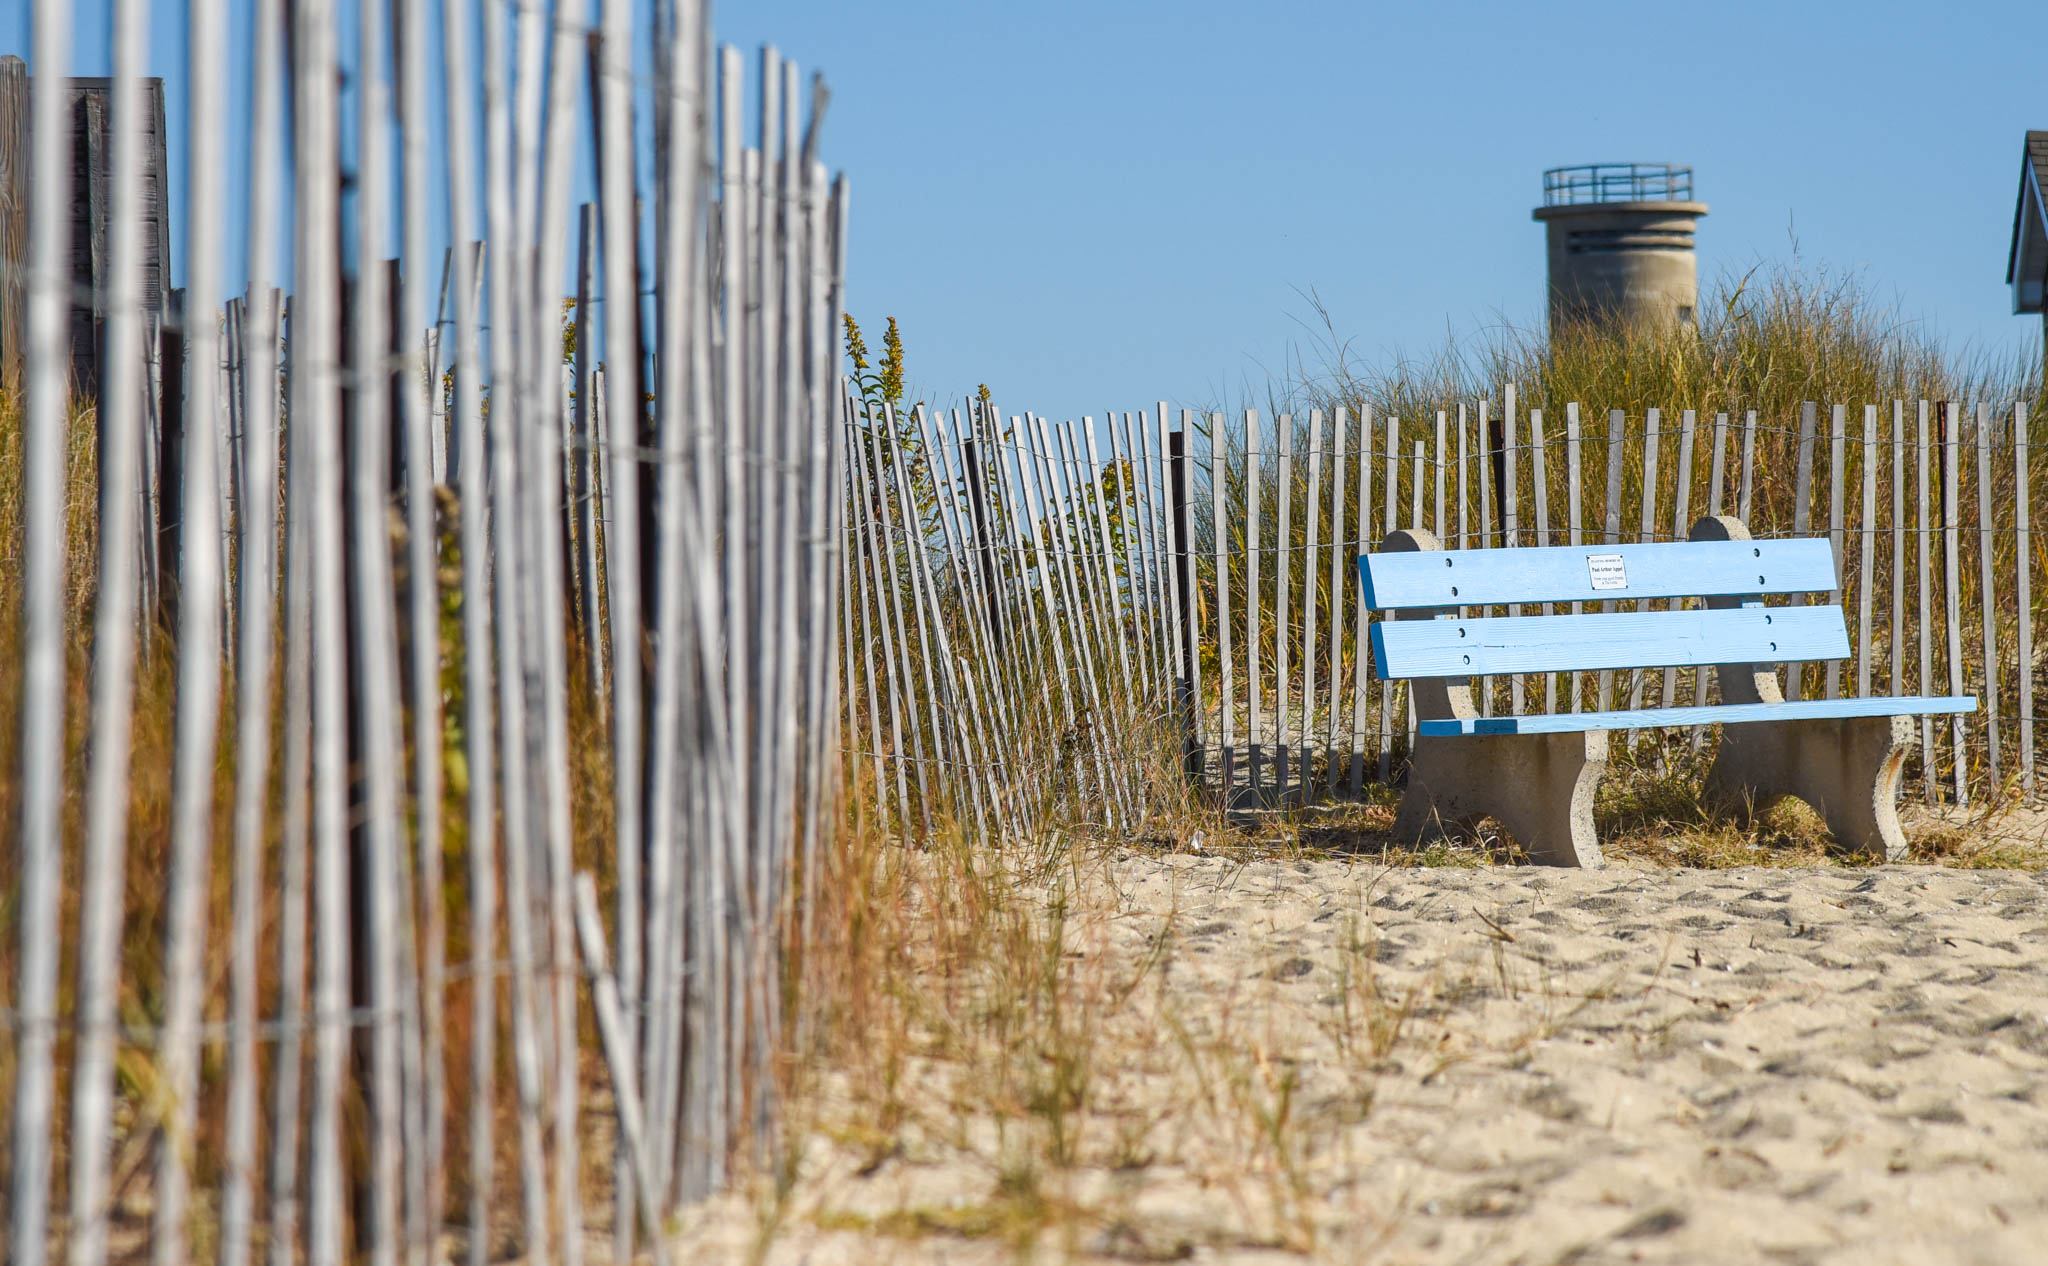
[845,395,2040,830]
[4,3,845,1264]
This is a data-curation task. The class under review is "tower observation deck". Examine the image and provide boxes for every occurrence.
[1533,163,1707,330]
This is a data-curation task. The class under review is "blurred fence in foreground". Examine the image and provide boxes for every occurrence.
[3,1,845,1263]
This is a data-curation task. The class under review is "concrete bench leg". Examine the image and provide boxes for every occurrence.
[1392,731,1609,868]
[1705,715,1914,861]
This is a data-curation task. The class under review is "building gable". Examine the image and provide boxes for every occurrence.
[2008,130,2048,314]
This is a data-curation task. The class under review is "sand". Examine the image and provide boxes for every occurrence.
[672,852,2048,1265]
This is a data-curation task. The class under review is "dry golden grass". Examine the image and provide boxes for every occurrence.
[1286,260,2041,430]
[0,382,624,1254]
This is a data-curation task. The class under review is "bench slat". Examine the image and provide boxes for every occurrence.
[1372,604,1849,679]
[1417,695,1978,736]
[1359,538,1836,610]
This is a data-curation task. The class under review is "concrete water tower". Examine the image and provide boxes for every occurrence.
[1533,163,1707,331]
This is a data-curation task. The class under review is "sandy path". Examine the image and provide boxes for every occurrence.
[677,859,2048,1265]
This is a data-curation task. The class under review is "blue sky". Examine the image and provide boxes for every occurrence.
[5,0,2044,423]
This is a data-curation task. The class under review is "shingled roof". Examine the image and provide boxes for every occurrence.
[2007,131,2048,312]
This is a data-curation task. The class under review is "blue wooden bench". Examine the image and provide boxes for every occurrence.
[1357,515,1977,867]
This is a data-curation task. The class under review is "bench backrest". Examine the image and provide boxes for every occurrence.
[1360,533,1845,681]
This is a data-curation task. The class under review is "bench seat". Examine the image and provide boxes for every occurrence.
[1358,514,1977,866]
[1419,695,1977,737]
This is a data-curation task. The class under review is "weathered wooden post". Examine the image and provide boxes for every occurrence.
[963,430,1004,653]
[572,203,605,701]
[1169,423,1202,782]
[0,55,27,397]
[155,286,185,628]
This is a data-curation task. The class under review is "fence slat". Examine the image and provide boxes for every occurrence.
[891,405,962,820]
[448,193,494,1266]
[1409,439,1424,748]
[1171,417,1203,783]
[640,19,707,1227]
[1825,403,1846,699]
[1892,401,1906,700]
[1528,408,1556,713]
[1477,400,1496,716]
[1213,413,1235,801]
[572,875,668,1257]
[1409,438,1425,528]
[1567,405,1585,714]
[394,0,449,1237]
[1112,410,1156,698]
[2017,402,2034,796]
[272,291,315,1266]
[1247,412,1264,796]
[1627,407,1660,713]
[715,76,758,1098]
[1661,408,1694,713]
[1944,402,1966,803]
[1158,403,1187,740]
[811,161,850,943]
[301,0,359,1253]
[1032,412,1119,819]
[429,248,451,479]
[1708,412,1729,517]
[1350,404,1374,795]
[1275,414,1294,796]
[156,0,229,1253]
[221,48,284,1260]
[1136,409,1169,699]
[1596,409,1625,711]
[1140,407,1172,700]
[1976,403,2000,789]
[5,13,57,1266]
[1695,411,1729,727]
[1858,405,1878,698]
[572,205,606,702]
[355,12,416,1259]
[848,402,904,818]
[1784,402,1818,699]
[987,413,1064,807]
[1063,418,1118,704]
[964,409,1028,812]
[1432,410,1446,547]
[1300,411,1323,801]
[1503,386,1523,715]
[1503,385,1519,550]
[912,412,985,834]
[1412,441,1425,529]
[945,409,1021,828]
[1377,414,1398,783]
[774,65,811,993]
[1918,400,1936,802]
[910,409,993,834]
[7,19,75,1256]
[1081,416,1138,817]
[1079,418,1136,707]
[1739,409,1758,523]
[1325,408,1349,770]
[218,300,241,662]
[488,6,552,1250]
[1455,408,1467,548]
[69,6,157,1260]
[861,409,928,823]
